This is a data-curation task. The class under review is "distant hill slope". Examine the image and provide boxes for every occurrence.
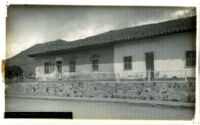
[6,44,38,77]
[6,40,68,77]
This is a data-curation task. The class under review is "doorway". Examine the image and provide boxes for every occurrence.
[56,61,62,80]
[145,52,154,80]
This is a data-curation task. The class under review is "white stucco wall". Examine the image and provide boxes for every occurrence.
[35,46,114,81]
[114,31,196,79]
[35,31,195,81]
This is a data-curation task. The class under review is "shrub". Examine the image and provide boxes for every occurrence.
[5,65,23,80]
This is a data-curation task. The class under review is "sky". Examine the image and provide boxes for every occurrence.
[6,5,195,58]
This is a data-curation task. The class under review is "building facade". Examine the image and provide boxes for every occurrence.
[35,46,115,81]
[114,31,196,79]
[29,16,196,81]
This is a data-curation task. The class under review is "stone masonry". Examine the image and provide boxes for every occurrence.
[6,81,195,103]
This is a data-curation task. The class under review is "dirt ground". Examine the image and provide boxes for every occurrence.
[5,97,194,120]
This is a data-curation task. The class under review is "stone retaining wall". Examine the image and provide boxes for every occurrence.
[6,81,195,103]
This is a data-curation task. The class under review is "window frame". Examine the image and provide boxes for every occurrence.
[44,62,51,74]
[185,51,196,67]
[92,59,99,72]
[123,56,132,70]
[69,60,76,72]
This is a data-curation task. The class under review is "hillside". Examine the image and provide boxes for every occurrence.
[6,44,38,77]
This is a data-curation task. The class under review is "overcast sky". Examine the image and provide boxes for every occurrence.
[6,5,195,58]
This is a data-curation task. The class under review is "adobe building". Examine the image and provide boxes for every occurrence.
[28,16,196,81]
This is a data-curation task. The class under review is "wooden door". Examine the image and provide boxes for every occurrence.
[145,52,154,79]
[56,61,62,80]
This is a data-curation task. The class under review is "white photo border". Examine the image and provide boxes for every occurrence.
[0,0,199,125]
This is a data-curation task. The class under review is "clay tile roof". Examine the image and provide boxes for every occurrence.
[28,16,196,57]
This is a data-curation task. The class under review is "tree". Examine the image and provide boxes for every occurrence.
[5,65,23,80]
[5,65,12,79]
[11,65,23,79]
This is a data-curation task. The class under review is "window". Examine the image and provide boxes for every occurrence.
[186,51,196,67]
[44,62,51,74]
[124,56,132,70]
[90,54,100,71]
[69,60,76,72]
[92,59,99,71]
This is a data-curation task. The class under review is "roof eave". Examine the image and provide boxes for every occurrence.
[28,26,196,57]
